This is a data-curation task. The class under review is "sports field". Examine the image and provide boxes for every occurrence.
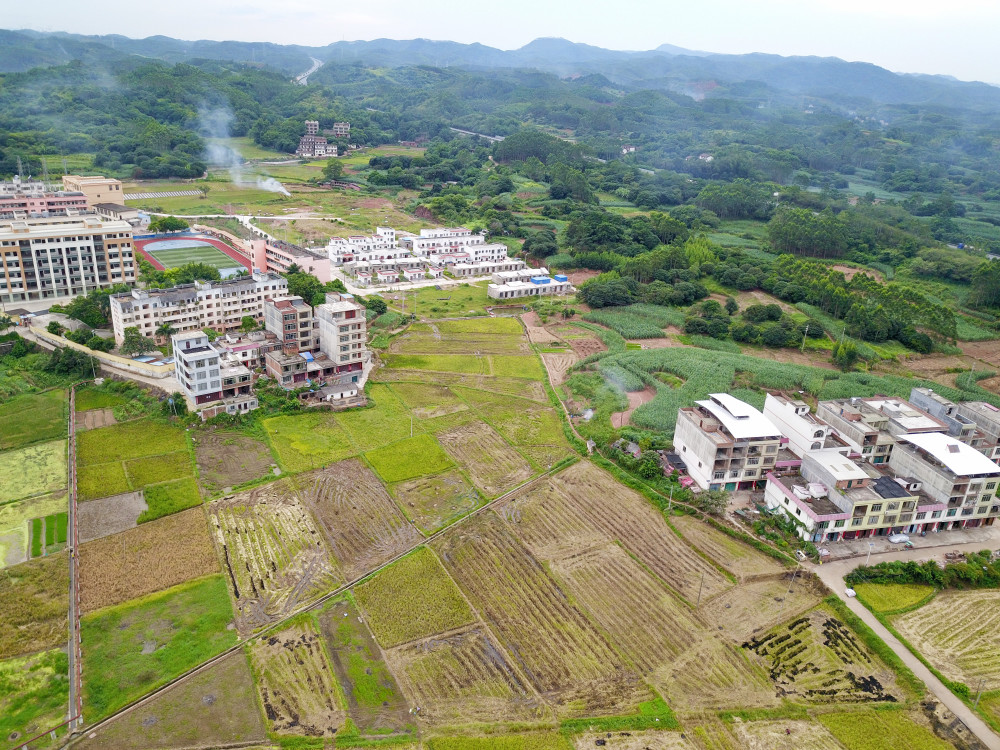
[136,238,249,272]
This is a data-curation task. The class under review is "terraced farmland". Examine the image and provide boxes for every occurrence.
[296,460,421,581]
[893,589,1000,690]
[209,481,338,634]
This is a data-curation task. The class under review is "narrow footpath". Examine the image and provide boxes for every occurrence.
[813,539,1000,750]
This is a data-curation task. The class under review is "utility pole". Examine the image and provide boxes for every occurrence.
[975,677,985,709]
[696,571,705,608]
[801,324,809,353]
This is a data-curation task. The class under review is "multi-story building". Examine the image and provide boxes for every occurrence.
[815,397,945,465]
[673,393,783,490]
[956,401,1000,463]
[452,259,525,278]
[764,450,950,542]
[0,176,88,219]
[61,175,124,207]
[402,228,510,264]
[888,432,1000,527]
[315,292,367,380]
[172,330,254,407]
[259,240,333,283]
[487,274,573,300]
[329,122,351,138]
[326,228,401,265]
[109,271,287,344]
[0,215,135,304]
[910,387,1000,461]
[214,330,282,370]
[93,203,141,227]
[763,394,850,458]
[264,296,319,353]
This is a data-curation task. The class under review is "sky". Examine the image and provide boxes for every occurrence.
[8,0,1000,83]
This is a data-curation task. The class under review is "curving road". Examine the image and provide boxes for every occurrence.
[293,56,323,85]
[813,538,1000,750]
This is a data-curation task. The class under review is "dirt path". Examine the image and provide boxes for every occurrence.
[813,536,1000,750]
[541,352,577,385]
[522,311,562,345]
[611,387,656,428]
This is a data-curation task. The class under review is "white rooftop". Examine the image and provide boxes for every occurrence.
[808,450,870,482]
[901,432,1000,476]
[696,393,781,440]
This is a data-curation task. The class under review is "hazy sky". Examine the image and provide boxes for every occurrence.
[9,0,1000,83]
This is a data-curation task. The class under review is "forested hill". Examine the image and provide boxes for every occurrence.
[5,29,1000,112]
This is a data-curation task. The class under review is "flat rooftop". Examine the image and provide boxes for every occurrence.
[899,432,1000,477]
[696,393,781,441]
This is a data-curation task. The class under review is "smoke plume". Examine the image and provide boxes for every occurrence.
[199,106,290,197]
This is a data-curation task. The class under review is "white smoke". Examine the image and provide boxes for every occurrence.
[199,106,290,198]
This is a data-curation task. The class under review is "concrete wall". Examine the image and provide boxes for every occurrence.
[31,326,176,379]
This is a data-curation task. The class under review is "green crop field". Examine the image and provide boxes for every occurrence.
[0,649,70,746]
[137,477,202,523]
[389,282,490,319]
[263,411,356,473]
[80,575,237,720]
[0,440,66,504]
[854,583,936,614]
[0,493,66,569]
[75,385,129,412]
[77,420,187,466]
[365,433,453,483]
[336,384,417,452]
[0,551,69,659]
[0,390,66,450]
[147,244,241,270]
[383,353,488,375]
[818,710,952,750]
[354,547,476,648]
[491,355,545,380]
[426,734,572,750]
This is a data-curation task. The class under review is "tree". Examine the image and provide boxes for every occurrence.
[363,296,388,316]
[969,261,1000,309]
[148,216,189,233]
[46,321,65,336]
[725,297,739,316]
[197,184,211,199]
[831,340,859,370]
[322,159,345,181]
[120,326,156,357]
[240,316,258,333]
[0,313,12,330]
[156,322,178,353]
[162,392,188,417]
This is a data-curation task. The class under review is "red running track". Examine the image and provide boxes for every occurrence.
[133,236,252,272]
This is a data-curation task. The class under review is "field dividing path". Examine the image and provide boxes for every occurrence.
[814,544,1000,750]
[68,386,83,730]
[67,463,568,745]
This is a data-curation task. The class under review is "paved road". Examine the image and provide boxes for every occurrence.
[294,56,323,85]
[813,536,1000,750]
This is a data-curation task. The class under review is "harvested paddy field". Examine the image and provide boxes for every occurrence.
[0,551,68,659]
[318,597,412,737]
[818,709,954,750]
[893,589,1000,690]
[0,389,66,450]
[699,574,825,643]
[296,460,421,581]
[438,420,533,497]
[80,575,237,720]
[264,411,356,473]
[547,544,702,673]
[731,719,842,750]
[743,607,903,703]
[458,389,567,447]
[0,492,65,568]
[76,651,265,750]
[433,514,646,716]
[74,407,116,432]
[193,430,276,493]
[0,440,66,503]
[570,731,696,750]
[654,637,776,712]
[354,547,476,648]
[386,624,547,726]
[391,469,481,534]
[670,515,788,579]
[249,621,345,738]
[78,507,218,614]
[390,382,469,419]
[549,462,731,602]
[209,480,338,634]
[77,491,147,543]
[428,734,571,750]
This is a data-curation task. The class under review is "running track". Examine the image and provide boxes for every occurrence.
[132,236,252,272]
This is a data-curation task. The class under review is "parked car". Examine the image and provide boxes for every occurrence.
[888,533,910,544]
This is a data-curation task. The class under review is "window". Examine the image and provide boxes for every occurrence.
[713,471,724,480]
[987,482,997,490]
[916,512,926,520]
[984,494,993,503]
[852,517,862,526]
[947,508,957,517]
[868,516,879,524]
[834,520,845,528]
[887,502,899,511]
[871,504,882,512]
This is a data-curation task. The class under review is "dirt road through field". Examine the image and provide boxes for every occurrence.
[814,538,1000,750]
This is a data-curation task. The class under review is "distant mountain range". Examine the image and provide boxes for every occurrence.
[5,29,1000,113]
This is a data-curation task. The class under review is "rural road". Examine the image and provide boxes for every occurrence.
[813,537,1000,750]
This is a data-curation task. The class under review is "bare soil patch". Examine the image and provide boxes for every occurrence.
[522,312,562,345]
[75,408,116,432]
[565,335,605,358]
[565,270,599,285]
[193,430,276,494]
[211,480,338,634]
[76,651,265,750]
[832,264,883,282]
[541,352,577,386]
[391,469,481,534]
[386,624,547,726]
[438,421,533,497]
[249,622,345,737]
[296,460,421,581]
[78,491,147,543]
[79,507,218,613]
[745,345,838,371]
[571,731,698,750]
[959,340,1000,368]
[732,719,842,750]
[611,387,656,428]
[631,336,684,349]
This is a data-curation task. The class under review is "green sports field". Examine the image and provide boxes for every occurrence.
[146,244,241,270]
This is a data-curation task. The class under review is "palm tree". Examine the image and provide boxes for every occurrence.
[156,323,178,354]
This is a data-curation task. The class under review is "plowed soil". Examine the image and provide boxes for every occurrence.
[194,430,276,494]
[438,421,533,497]
[77,491,146,543]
